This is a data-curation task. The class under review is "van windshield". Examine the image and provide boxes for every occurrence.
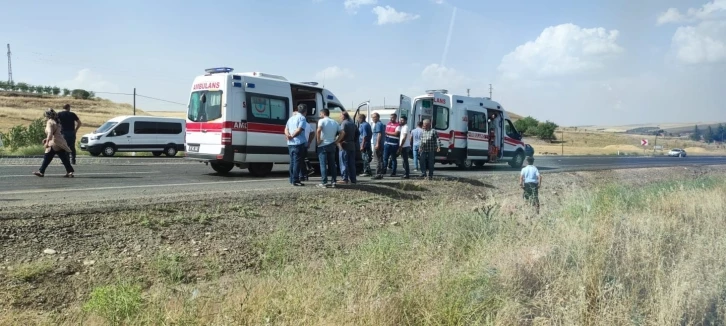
[188,90,223,122]
[96,121,118,134]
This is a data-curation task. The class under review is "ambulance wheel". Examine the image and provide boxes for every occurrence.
[248,163,273,177]
[457,159,473,170]
[211,162,234,174]
[509,151,525,168]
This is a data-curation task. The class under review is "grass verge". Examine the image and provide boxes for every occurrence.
[2,173,726,325]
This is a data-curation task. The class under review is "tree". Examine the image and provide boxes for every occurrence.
[44,86,53,94]
[16,82,29,92]
[704,126,714,143]
[71,89,91,99]
[691,125,702,141]
[88,91,96,99]
[535,121,559,142]
[8,81,16,91]
[33,85,44,94]
[514,116,540,136]
[62,88,71,96]
[52,87,61,96]
[0,81,7,90]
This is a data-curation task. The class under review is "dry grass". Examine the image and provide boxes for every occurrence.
[528,128,726,156]
[4,174,726,325]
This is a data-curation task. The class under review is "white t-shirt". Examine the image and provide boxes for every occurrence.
[304,123,314,145]
[399,125,411,148]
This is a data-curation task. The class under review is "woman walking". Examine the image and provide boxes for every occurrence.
[33,108,75,177]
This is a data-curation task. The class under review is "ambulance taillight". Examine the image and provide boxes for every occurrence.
[222,128,232,145]
[449,130,456,149]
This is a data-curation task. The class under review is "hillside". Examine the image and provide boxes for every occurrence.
[574,122,725,134]
[0,92,150,137]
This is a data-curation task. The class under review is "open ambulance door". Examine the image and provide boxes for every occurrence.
[306,92,324,160]
[465,110,488,160]
[398,94,412,122]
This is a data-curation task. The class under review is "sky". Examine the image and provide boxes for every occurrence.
[1,0,725,126]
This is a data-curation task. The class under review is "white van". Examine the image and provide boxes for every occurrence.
[79,116,186,157]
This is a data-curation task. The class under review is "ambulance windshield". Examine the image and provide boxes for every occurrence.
[188,91,223,122]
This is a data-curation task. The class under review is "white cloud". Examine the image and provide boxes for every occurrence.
[417,64,474,94]
[433,0,445,4]
[656,0,726,25]
[372,6,420,25]
[315,66,354,80]
[344,0,376,14]
[671,21,726,64]
[58,68,119,93]
[497,23,624,80]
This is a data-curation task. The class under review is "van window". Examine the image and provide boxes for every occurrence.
[467,111,487,132]
[109,123,129,137]
[96,121,118,134]
[134,121,182,134]
[247,93,289,124]
[188,91,223,122]
[433,105,449,130]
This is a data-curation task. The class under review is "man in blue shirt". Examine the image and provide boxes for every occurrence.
[370,112,386,179]
[519,156,542,214]
[411,121,423,172]
[316,108,341,187]
[285,104,309,186]
[357,114,373,177]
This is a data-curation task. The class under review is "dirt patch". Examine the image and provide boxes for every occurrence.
[1,165,726,313]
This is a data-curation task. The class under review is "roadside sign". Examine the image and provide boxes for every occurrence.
[654,145,663,150]
[641,139,648,146]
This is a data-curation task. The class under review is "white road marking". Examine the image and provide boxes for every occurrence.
[0,178,289,195]
[0,171,160,178]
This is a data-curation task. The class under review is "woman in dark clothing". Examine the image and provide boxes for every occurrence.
[32,108,75,177]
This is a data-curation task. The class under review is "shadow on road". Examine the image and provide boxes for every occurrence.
[341,182,423,200]
[440,176,497,188]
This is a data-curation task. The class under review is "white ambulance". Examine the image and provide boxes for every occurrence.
[184,67,360,176]
[397,89,528,169]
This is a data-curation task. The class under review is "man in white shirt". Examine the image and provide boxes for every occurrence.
[519,156,542,214]
[397,116,412,179]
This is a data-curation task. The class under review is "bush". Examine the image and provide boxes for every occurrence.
[0,119,47,150]
[71,89,91,99]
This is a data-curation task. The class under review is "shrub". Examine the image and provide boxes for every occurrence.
[0,119,47,150]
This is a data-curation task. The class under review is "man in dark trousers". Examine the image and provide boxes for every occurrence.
[57,104,82,165]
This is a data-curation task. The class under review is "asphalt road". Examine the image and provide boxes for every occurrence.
[1,155,725,209]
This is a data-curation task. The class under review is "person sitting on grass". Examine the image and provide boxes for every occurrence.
[519,156,541,214]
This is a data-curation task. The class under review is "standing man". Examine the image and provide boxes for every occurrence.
[357,114,373,177]
[382,113,401,177]
[284,103,308,186]
[316,108,340,188]
[519,156,541,214]
[418,119,441,180]
[397,116,412,179]
[411,121,423,173]
[57,104,82,165]
[336,111,358,184]
[370,113,385,180]
[299,116,316,182]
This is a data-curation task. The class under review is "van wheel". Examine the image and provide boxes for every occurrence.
[152,151,162,157]
[210,162,234,174]
[248,163,273,177]
[101,144,116,157]
[457,159,473,170]
[164,146,177,157]
[509,151,525,168]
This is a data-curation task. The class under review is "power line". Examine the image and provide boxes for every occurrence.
[135,94,186,106]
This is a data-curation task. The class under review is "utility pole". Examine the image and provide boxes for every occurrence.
[133,88,136,115]
[561,128,564,155]
[6,44,12,83]
[488,84,493,99]
[467,88,470,97]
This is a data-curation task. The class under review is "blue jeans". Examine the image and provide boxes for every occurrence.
[383,143,399,175]
[288,144,305,184]
[317,143,337,184]
[412,144,420,170]
[400,146,410,177]
[339,148,357,183]
[361,146,372,175]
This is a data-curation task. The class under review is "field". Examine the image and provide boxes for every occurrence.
[526,127,726,156]
[1,165,726,325]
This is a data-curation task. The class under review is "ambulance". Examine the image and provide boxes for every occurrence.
[397,89,528,169]
[185,67,361,176]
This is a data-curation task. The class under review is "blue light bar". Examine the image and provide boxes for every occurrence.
[205,67,234,74]
[246,83,255,88]
[233,82,242,88]
[327,95,334,100]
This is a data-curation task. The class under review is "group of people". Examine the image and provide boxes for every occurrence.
[32,105,82,177]
[284,107,443,187]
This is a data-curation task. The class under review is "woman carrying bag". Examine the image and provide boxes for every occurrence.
[33,108,75,178]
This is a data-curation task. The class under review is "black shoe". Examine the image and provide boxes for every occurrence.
[293,182,305,186]
[401,175,409,179]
